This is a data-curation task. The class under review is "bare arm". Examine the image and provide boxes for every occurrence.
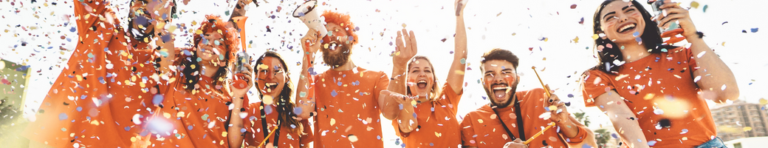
[228,96,246,148]
[658,1,739,103]
[595,90,649,148]
[446,0,468,94]
[295,29,321,119]
[379,90,419,133]
[381,29,418,120]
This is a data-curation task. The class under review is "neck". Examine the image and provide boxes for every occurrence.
[617,42,651,63]
[331,60,356,71]
[201,62,219,78]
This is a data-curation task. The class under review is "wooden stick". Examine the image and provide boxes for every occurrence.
[523,123,556,145]
[524,66,555,145]
[258,125,280,147]
[531,67,551,97]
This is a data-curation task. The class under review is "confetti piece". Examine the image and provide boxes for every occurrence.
[751,28,759,33]
[263,95,274,105]
[570,4,577,9]
[58,113,68,121]
[690,1,700,9]
[759,98,767,106]
[538,112,552,120]
[331,118,336,126]
[348,134,358,142]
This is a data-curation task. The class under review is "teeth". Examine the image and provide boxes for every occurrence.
[417,80,427,83]
[493,86,508,90]
[620,24,636,32]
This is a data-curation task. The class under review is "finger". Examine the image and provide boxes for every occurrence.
[408,30,417,54]
[396,31,404,51]
[658,14,685,28]
[402,29,411,50]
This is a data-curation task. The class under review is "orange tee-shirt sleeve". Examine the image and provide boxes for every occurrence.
[580,70,615,107]
[460,114,479,147]
[299,119,315,146]
[372,72,390,105]
[562,123,589,143]
[441,83,463,113]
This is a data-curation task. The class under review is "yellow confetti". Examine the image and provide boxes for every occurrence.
[348,134,358,142]
[257,64,269,70]
[76,75,83,81]
[324,43,329,49]
[330,118,336,126]
[592,34,599,40]
[222,131,228,137]
[744,127,753,131]
[435,132,442,137]
[573,36,579,43]
[401,23,406,28]
[644,93,656,100]
[177,111,185,118]
[191,21,197,26]
[263,95,274,105]
[163,112,171,118]
[548,105,557,111]
[690,1,700,9]
[195,29,203,34]
[455,70,465,75]
[131,137,137,142]
[759,98,767,106]
[478,119,483,124]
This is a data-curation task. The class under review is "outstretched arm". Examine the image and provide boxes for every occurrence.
[446,0,468,94]
[595,90,649,148]
[295,29,322,120]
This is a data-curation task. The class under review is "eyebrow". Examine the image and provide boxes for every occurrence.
[603,11,616,20]
[484,70,494,74]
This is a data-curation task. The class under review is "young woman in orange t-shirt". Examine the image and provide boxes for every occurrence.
[378,0,468,147]
[581,0,738,147]
[228,51,314,148]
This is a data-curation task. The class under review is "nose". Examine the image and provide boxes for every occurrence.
[265,71,275,80]
[618,14,629,23]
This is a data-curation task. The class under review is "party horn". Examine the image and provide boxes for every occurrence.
[524,66,556,145]
[258,125,280,147]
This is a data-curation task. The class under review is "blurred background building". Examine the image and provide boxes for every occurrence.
[711,100,768,142]
[0,58,31,148]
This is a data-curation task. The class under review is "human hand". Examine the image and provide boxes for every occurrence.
[655,0,698,38]
[394,29,417,68]
[503,138,528,148]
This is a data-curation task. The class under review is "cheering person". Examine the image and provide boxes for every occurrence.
[228,51,314,148]
[581,0,738,147]
[378,0,468,147]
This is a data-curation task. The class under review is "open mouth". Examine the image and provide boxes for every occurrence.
[264,82,278,92]
[416,80,428,89]
[327,41,339,51]
[491,84,509,99]
[617,23,637,34]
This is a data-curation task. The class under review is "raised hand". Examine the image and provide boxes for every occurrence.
[394,29,417,68]
[301,28,322,55]
[231,62,254,98]
[455,0,468,16]
[655,0,698,38]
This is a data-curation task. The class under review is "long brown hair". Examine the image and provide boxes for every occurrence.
[253,51,302,134]
[406,56,442,101]
[179,15,237,93]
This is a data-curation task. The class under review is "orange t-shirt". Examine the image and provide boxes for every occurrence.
[311,67,389,148]
[146,75,232,147]
[24,0,159,147]
[392,83,463,148]
[241,102,314,147]
[580,47,715,147]
[461,88,589,148]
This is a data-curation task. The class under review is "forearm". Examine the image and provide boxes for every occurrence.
[388,66,408,94]
[687,37,739,102]
[445,15,467,94]
[228,96,245,148]
[295,56,315,119]
[557,119,580,138]
[155,28,175,76]
[396,101,417,133]
[597,92,648,148]
[379,90,403,120]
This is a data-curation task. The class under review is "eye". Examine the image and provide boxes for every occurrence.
[425,70,432,73]
[625,8,636,13]
[606,15,615,21]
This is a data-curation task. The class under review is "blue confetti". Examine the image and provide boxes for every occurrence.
[293,107,303,115]
[59,113,68,121]
[153,94,164,105]
[337,82,342,86]
[81,95,87,100]
[331,90,338,97]
[70,27,76,32]
[125,126,131,131]
[377,135,381,140]
[399,104,404,110]
[265,106,273,114]
[76,107,83,112]
[751,28,759,33]
[567,94,574,98]
[647,140,657,146]
[188,125,193,130]
[633,32,640,36]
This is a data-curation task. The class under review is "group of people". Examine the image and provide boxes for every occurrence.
[24,0,739,148]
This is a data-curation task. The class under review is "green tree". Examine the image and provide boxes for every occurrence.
[594,129,612,148]
[573,111,590,127]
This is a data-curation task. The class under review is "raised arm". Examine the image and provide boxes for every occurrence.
[295,29,322,120]
[445,0,468,94]
[379,29,418,120]
[151,0,177,76]
[657,1,739,103]
[595,90,649,148]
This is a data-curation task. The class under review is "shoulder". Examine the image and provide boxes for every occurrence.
[516,89,547,102]
[358,67,388,77]
[463,105,493,120]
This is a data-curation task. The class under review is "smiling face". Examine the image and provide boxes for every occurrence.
[196,32,228,67]
[255,57,287,98]
[407,58,436,97]
[320,23,353,68]
[599,0,646,44]
[481,60,520,107]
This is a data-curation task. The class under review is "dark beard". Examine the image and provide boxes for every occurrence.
[485,80,519,108]
[321,42,352,68]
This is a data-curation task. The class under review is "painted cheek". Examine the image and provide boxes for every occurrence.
[504,75,516,85]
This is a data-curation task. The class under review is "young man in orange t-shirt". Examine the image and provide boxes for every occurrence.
[294,11,398,148]
[460,49,596,148]
[24,0,175,147]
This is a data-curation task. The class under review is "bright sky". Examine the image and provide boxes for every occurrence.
[1,0,767,147]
